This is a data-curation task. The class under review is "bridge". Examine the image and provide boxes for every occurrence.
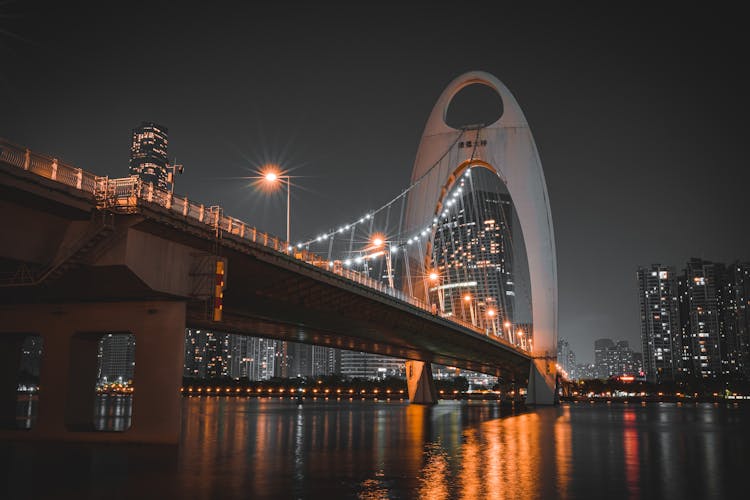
[0,71,557,444]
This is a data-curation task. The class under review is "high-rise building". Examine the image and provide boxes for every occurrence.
[430,172,521,343]
[247,337,279,380]
[677,273,694,377]
[557,338,576,380]
[98,334,135,384]
[719,262,750,378]
[184,330,284,381]
[682,258,723,378]
[229,335,254,380]
[184,329,208,378]
[575,363,597,380]
[129,121,169,190]
[637,265,680,382]
[339,350,404,379]
[609,340,639,377]
[287,343,339,378]
[593,338,640,379]
[204,332,230,379]
[593,338,614,379]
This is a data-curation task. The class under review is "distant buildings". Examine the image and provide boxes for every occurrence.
[339,351,404,379]
[637,265,680,382]
[639,259,750,382]
[288,343,339,378]
[557,338,576,379]
[184,330,281,381]
[98,334,135,385]
[592,338,641,379]
[129,121,170,190]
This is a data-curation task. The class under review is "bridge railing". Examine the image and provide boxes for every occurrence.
[0,138,526,353]
[0,139,103,194]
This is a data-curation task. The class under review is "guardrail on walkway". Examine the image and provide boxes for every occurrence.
[0,138,526,353]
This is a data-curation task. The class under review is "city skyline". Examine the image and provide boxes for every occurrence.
[1,3,748,361]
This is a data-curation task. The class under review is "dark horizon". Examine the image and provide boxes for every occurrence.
[1,2,748,363]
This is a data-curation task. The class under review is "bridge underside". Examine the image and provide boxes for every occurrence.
[0,224,530,380]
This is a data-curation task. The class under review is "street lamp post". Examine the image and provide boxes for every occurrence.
[487,308,497,337]
[263,171,291,246]
[517,330,526,350]
[428,271,444,314]
[463,294,476,327]
[167,160,184,196]
[369,235,394,289]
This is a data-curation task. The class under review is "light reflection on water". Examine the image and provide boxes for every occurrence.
[2,398,749,499]
[16,394,132,431]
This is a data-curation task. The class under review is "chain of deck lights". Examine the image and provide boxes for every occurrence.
[295,169,473,266]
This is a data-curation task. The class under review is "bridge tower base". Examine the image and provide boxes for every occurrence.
[0,301,186,444]
[405,360,438,405]
[525,357,558,405]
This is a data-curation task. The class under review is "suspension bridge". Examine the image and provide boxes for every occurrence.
[0,71,557,444]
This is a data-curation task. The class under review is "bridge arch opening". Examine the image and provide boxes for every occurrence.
[444,83,504,130]
[425,162,533,348]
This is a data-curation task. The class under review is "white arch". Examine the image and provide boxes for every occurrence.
[405,71,558,404]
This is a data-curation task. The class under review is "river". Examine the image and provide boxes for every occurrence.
[2,397,749,499]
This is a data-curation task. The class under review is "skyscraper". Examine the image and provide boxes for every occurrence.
[721,262,750,378]
[430,177,519,342]
[637,265,680,382]
[593,338,615,379]
[184,329,208,378]
[98,334,135,384]
[557,338,576,379]
[682,258,722,378]
[204,332,230,378]
[129,121,169,190]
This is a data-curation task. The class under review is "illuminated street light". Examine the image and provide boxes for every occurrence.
[486,308,497,337]
[517,329,526,350]
[425,270,444,314]
[463,294,477,327]
[503,321,512,342]
[260,167,291,246]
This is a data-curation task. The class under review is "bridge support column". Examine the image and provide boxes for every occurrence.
[405,360,438,405]
[0,334,27,428]
[0,301,186,444]
[526,357,558,405]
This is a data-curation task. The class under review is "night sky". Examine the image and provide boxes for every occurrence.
[2,2,748,363]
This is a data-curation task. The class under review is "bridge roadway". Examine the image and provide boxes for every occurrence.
[0,142,531,444]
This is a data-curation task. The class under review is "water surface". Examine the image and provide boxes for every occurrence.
[2,398,748,499]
